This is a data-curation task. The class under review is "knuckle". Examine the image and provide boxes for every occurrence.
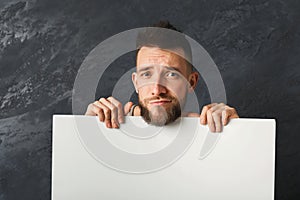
[101,107,109,114]
[207,109,212,115]
[116,102,122,108]
[104,109,110,115]
[203,105,209,110]
[212,112,219,117]
[99,97,106,102]
[226,108,232,112]
[111,106,117,113]
[95,107,102,115]
[225,105,232,110]
[226,107,234,113]
[210,104,216,109]
[104,111,111,117]
[97,111,103,116]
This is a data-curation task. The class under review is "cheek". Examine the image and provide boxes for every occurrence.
[167,83,188,99]
[137,86,151,100]
[172,90,187,103]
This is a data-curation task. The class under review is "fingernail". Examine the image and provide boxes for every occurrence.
[113,122,119,128]
[106,122,111,128]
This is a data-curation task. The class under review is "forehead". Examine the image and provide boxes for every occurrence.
[136,47,188,72]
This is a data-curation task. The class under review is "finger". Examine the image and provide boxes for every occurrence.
[124,102,134,115]
[92,101,105,122]
[223,107,239,125]
[206,103,226,129]
[200,103,217,125]
[90,103,104,121]
[108,97,125,124]
[186,112,200,117]
[222,109,229,125]
[200,106,208,125]
[99,98,118,128]
[206,109,216,132]
[86,102,105,117]
[229,107,239,119]
[101,103,112,128]
[207,103,225,112]
[209,103,225,132]
[212,111,222,132]
[97,100,112,128]
[85,103,97,116]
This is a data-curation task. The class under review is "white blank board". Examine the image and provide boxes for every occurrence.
[52,115,276,200]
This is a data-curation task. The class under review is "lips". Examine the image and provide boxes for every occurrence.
[149,99,172,105]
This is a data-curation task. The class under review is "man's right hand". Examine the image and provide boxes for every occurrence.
[85,97,133,128]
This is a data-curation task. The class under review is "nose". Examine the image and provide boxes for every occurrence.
[151,83,167,95]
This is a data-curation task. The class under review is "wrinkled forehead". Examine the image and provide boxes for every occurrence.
[136,47,188,70]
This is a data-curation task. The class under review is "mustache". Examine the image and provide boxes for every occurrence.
[144,94,177,103]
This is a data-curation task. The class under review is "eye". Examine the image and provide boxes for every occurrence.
[166,71,180,78]
[140,71,151,78]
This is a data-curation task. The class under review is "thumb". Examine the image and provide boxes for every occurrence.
[124,102,134,115]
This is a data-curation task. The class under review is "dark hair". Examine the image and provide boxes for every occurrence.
[136,20,193,71]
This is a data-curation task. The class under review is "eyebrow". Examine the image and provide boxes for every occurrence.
[137,65,182,73]
[137,66,154,73]
[164,66,182,73]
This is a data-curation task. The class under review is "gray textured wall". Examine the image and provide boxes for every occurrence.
[0,0,299,199]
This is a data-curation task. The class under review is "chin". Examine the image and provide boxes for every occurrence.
[139,101,181,126]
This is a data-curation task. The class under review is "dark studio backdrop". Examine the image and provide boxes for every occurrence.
[0,0,299,199]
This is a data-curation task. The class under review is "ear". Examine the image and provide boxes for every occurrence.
[188,72,199,92]
[132,72,138,93]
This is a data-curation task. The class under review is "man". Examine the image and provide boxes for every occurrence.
[85,21,239,132]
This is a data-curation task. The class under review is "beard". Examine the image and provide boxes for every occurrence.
[138,94,182,126]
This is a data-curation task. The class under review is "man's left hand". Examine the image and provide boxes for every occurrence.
[188,103,239,132]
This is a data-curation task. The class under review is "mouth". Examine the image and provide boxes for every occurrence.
[149,99,172,106]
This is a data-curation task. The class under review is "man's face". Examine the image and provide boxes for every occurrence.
[132,47,197,126]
